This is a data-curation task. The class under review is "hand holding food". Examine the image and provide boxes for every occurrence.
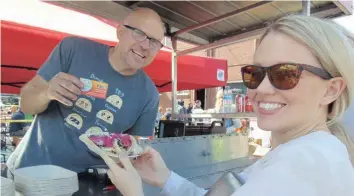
[132,146,171,189]
[101,151,144,196]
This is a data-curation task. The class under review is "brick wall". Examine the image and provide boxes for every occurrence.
[215,40,256,82]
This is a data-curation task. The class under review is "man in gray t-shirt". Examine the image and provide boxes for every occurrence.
[7,8,164,195]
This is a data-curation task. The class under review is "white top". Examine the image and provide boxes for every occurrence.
[160,131,354,196]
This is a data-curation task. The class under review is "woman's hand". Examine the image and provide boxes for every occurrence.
[101,153,144,196]
[132,146,171,189]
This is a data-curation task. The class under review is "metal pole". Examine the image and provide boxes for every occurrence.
[205,49,215,109]
[302,0,311,16]
[171,37,178,114]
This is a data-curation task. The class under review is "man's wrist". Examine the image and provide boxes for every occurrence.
[42,86,51,102]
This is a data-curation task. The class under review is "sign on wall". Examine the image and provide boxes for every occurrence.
[177,90,190,96]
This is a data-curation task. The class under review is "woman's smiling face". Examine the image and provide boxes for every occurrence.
[248,31,330,133]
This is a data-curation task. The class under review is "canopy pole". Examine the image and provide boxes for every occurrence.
[171,36,178,114]
[302,0,311,16]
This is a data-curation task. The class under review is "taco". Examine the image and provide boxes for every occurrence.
[79,129,143,158]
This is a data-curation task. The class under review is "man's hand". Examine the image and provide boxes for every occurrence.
[46,72,83,106]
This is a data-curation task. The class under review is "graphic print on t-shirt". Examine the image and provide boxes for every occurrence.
[75,98,92,112]
[106,94,123,109]
[96,110,114,125]
[86,126,103,135]
[65,113,83,130]
[80,78,108,99]
[63,73,128,133]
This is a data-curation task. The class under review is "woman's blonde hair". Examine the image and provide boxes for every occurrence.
[260,15,354,165]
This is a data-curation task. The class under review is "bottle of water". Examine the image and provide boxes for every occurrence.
[228,90,233,113]
[223,86,232,113]
[223,87,228,113]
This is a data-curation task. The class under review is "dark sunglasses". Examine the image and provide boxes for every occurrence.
[123,25,163,51]
[241,63,333,90]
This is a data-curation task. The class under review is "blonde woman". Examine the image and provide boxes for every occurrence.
[100,15,354,196]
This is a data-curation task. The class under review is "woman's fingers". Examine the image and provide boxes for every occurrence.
[101,151,135,171]
[140,146,154,160]
[119,155,135,171]
[101,153,122,172]
[107,169,118,185]
[143,146,153,154]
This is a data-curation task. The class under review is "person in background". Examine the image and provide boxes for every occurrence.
[186,103,193,114]
[193,100,202,109]
[186,102,193,123]
[192,100,204,123]
[10,105,18,114]
[158,107,164,116]
[8,106,31,148]
[176,100,187,121]
[155,107,163,129]
[163,108,172,120]
[192,100,204,114]
[102,15,354,196]
[177,100,187,114]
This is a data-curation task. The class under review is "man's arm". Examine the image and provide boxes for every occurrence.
[20,37,83,115]
[20,75,51,114]
[21,73,82,114]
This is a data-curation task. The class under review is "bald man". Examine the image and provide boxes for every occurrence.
[7,8,164,195]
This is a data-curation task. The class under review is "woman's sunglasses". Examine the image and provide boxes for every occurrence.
[241,63,332,90]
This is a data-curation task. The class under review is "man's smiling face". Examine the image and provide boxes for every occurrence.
[117,8,164,70]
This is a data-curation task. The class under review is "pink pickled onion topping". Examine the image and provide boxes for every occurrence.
[89,135,115,147]
[88,133,132,148]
